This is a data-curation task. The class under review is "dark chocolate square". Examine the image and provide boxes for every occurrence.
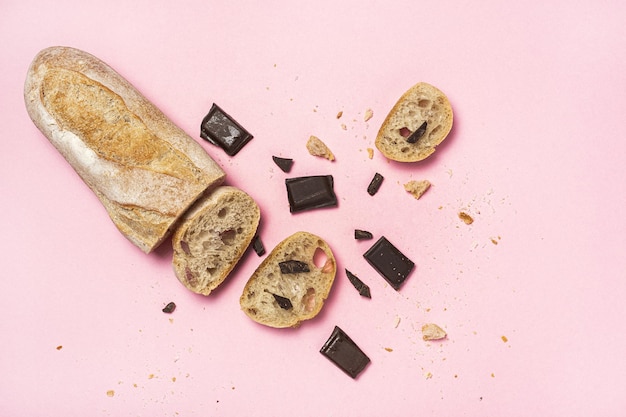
[200,103,253,156]
[367,172,384,196]
[320,326,370,379]
[285,175,337,213]
[363,236,414,290]
[272,156,294,173]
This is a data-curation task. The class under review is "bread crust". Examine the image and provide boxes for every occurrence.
[240,232,336,328]
[24,46,225,252]
[375,82,453,162]
[171,186,261,295]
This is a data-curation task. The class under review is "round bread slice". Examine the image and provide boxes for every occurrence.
[172,186,260,295]
[375,82,453,162]
[240,232,336,328]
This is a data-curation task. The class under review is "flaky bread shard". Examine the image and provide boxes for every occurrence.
[375,82,453,162]
[240,232,336,328]
[172,186,260,296]
[24,46,225,252]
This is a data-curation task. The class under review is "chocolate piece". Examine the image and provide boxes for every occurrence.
[367,173,384,196]
[279,260,310,274]
[320,326,370,379]
[271,293,293,310]
[162,302,176,314]
[200,103,253,156]
[285,175,337,213]
[345,269,371,298]
[407,121,428,144]
[354,229,373,240]
[363,236,414,290]
[272,156,294,173]
[252,235,266,256]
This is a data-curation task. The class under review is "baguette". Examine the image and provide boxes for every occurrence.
[240,232,336,328]
[171,186,260,295]
[24,46,225,253]
[375,82,453,162]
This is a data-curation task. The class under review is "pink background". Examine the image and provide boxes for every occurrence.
[2,1,626,415]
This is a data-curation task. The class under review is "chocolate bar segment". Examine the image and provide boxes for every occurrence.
[278,260,310,274]
[200,103,253,156]
[354,229,373,240]
[407,121,428,144]
[363,236,414,290]
[272,156,294,173]
[285,175,337,213]
[271,293,293,310]
[320,326,370,378]
[345,269,371,298]
[367,173,384,196]
[252,235,265,256]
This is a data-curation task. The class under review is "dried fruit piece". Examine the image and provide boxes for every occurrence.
[306,135,335,161]
[404,180,431,200]
[421,323,447,340]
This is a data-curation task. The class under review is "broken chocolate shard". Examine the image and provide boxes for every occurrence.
[162,302,176,314]
[345,269,371,298]
[320,326,370,379]
[200,103,253,156]
[271,293,293,310]
[367,173,384,196]
[354,229,373,240]
[285,175,337,213]
[272,156,294,173]
[363,236,414,290]
[407,121,428,144]
[252,235,265,256]
[279,260,310,274]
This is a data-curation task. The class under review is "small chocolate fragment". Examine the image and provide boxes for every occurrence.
[354,229,373,240]
[272,156,294,173]
[162,302,176,314]
[363,236,414,290]
[285,175,337,213]
[271,293,293,310]
[367,173,384,196]
[200,103,253,156]
[406,121,428,144]
[345,269,371,298]
[320,326,370,379]
[279,260,310,274]
[252,235,266,256]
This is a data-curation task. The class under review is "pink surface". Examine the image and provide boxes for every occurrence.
[2,1,626,415]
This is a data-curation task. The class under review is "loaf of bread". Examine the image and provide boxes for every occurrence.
[24,46,225,253]
[240,232,336,328]
[375,82,453,162]
[171,186,260,295]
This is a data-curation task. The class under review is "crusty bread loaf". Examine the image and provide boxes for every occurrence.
[240,232,336,328]
[375,82,453,162]
[24,46,225,253]
[171,186,260,295]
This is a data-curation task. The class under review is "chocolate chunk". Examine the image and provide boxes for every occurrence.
[162,302,176,314]
[272,156,294,173]
[367,173,384,196]
[345,269,371,298]
[285,175,337,213]
[407,121,428,144]
[363,236,414,290]
[252,235,266,256]
[200,103,253,156]
[279,260,310,274]
[271,293,293,310]
[320,326,370,379]
[354,229,373,240]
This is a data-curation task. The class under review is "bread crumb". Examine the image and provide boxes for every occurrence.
[404,180,431,200]
[336,111,343,119]
[422,323,447,341]
[364,108,373,122]
[56,345,63,350]
[384,347,393,352]
[367,148,374,159]
[491,373,495,378]
[148,374,155,379]
[458,211,474,225]
[172,377,177,382]
[106,390,115,397]
[501,335,508,343]
[424,372,433,379]
[340,123,347,130]
[306,135,335,161]
[393,316,401,328]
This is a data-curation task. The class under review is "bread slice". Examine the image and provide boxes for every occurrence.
[375,82,453,162]
[172,186,260,295]
[24,46,225,253]
[240,232,336,328]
